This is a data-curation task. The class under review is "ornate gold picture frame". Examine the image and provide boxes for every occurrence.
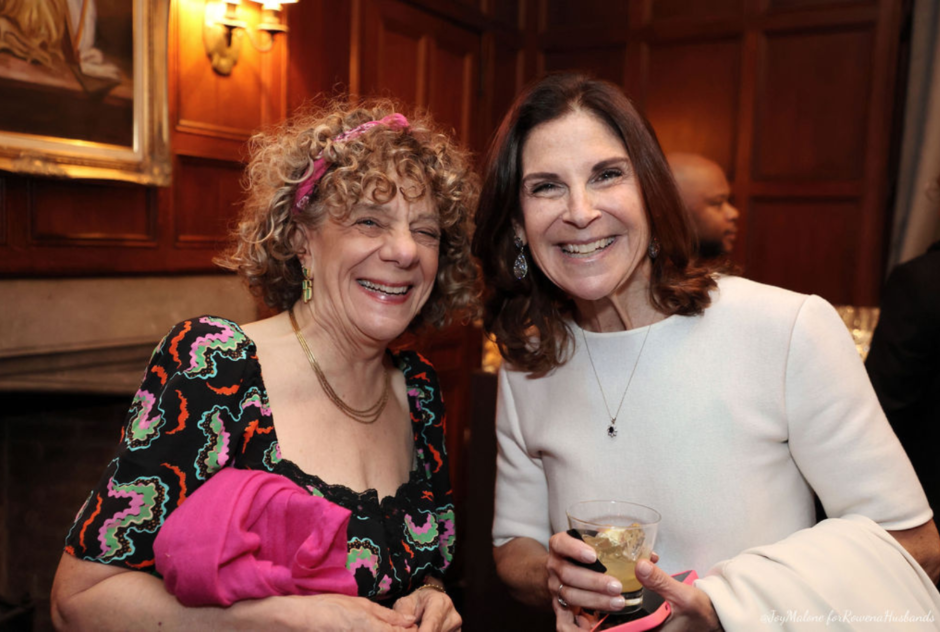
[0,0,170,186]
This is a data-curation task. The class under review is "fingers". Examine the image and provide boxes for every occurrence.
[415,593,461,632]
[392,595,418,618]
[547,533,621,611]
[442,607,462,632]
[551,594,583,632]
[549,532,596,565]
[370,599,417,628]
[417,602,443,632]
[556,581,626,613]
[650,551,660,563]
[574,609,603,630]
[636,560,721,630]
[635,560,692,607]
[635,560,720,629]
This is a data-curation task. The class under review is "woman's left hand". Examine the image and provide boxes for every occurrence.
[635,560,723,631]
[393,585,462,632]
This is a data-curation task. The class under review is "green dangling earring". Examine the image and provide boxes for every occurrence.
[302,266,313,303]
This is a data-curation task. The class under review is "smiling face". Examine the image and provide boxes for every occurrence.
[303,177,440,345]
[518,109,652,308]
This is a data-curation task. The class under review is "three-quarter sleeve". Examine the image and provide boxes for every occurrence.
[784,295,932,529]
[64,316,256,572]
[492,365,552,548]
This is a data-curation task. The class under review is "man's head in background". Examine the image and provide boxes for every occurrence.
[668,153,739,259]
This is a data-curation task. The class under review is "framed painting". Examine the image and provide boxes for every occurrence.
[0,0,170,186]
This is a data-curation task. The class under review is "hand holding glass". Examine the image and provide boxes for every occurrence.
[567,500,661,614]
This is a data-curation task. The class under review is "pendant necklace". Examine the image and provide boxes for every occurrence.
[580,323,651,438]
[289,307,390,424]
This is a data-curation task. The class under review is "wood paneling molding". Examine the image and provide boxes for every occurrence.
[652,0,744,22]
[758,3,878,28]
[646,37,741,175]
[753,26,873,181]
[541,46,627,86]
[540,0,630,31]
[355,0,483,150]
[0,177,6,246]
[27,180,157,246]
[484,34,526,135]
[746,197,860,304]
[175,120,254,142]
[174,156,244,248]
[765,0,876,13]
[174,0,287,141]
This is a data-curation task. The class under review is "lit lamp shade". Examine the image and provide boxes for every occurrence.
[254,0,298,10]
[251,0,296,33]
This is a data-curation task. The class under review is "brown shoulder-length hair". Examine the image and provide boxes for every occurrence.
[472,72,718,374]
[217,98,480,332]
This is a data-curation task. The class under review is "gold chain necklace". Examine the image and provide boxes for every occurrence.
[580,323,651,438]
[288,307,390,424]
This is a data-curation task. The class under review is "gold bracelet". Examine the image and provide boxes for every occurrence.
[414,582,446,594]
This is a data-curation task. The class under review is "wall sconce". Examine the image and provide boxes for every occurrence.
[203,0,297,76]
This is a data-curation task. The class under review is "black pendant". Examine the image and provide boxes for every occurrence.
[607,423,617,438]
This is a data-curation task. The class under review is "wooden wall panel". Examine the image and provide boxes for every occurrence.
[488,36,525,133]
[767,0,876,10]
[356,0,482,150]
[542,47,626,85]
[430,40,476,145]
[645,38,741,175]
[174,157,244,247]
[487,0,521,27]
[286,1,351,113]
[174,0,286,140]
[581,0,908,306]
[754,27,873,181]
[29,181,155,245]
[542,0,629,29]
[372,15,427,106]
[747,198,859,304]
[0,179,6,246]
[652,0,743,21]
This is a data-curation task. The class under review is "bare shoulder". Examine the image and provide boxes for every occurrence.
[240,311,290,347]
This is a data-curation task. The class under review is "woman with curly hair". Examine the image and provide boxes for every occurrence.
[51,100,477,631]
[473,73,940,630]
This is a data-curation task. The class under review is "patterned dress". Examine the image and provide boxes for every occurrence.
[65,316,456,604]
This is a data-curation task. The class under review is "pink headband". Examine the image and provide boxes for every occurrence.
[293,113,410,213]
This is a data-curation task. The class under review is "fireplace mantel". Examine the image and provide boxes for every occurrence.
[0,276,257,395]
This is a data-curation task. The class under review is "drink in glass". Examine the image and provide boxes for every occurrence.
[567,500,661,614]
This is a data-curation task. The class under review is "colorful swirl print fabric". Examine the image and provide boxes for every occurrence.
[65,316,455,604]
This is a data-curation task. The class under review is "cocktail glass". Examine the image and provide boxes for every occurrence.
[567,500,661,614]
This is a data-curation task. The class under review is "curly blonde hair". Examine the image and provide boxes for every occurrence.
[218,98,480,331]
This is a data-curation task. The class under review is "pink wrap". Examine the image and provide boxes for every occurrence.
[154,467,357,606]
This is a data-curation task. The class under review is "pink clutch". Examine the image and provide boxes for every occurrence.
[154,467,358,606]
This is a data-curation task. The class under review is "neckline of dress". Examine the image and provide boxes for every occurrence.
[573,311,681,338]
[276,458,425,511]
[235,320,429,506]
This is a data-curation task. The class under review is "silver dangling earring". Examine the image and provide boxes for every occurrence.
[648,237,660,260]
[513,235,528,280]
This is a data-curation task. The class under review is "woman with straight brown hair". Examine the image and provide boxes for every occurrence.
[473,72,940,630]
